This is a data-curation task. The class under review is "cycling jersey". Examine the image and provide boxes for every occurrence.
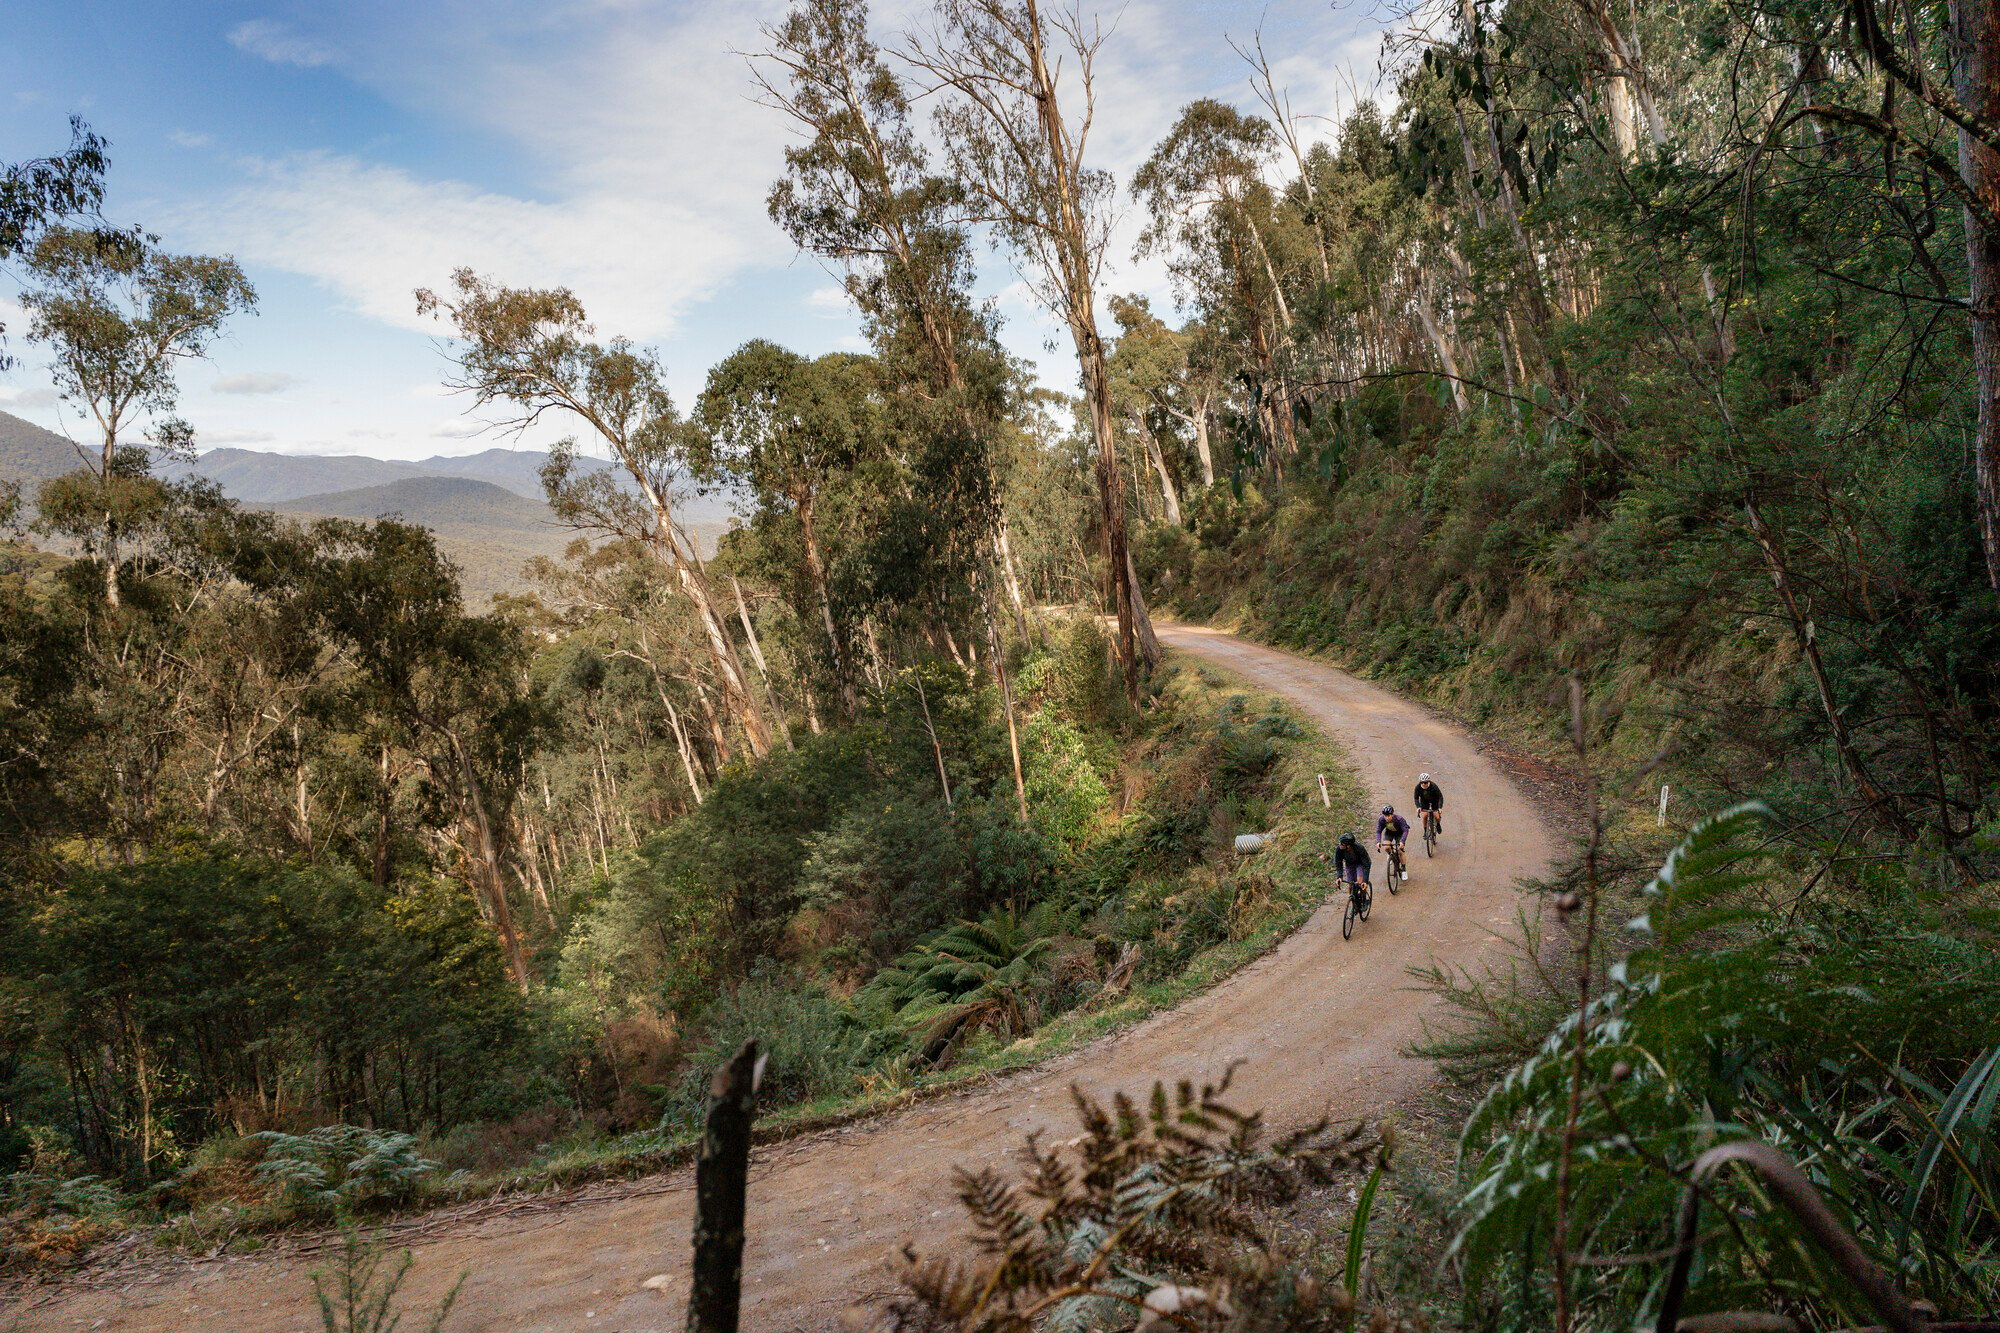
[1413,781,1444,812]
[1334,843,1372,879]
[1377,813,1410,843]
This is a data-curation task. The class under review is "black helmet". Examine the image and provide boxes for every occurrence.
[1381,805,1394,815]
[1339,832,1356,845]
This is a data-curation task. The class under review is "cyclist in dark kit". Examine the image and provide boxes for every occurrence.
[1413,773,1445,836]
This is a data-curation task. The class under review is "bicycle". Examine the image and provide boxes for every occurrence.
[1341,873,1373,939]
[1322,854,1373,939]
[1381,838,1406,892]
[1421,808,1440,857]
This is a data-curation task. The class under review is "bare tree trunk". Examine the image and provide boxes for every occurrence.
[670,556,771,758]
[450,738,531,990]
[912,673,953,808]
[995,517,1033,642]
[983,576,1030,823]
[1124,546,1162,669]
[373,745,394,887]
[656,682,706,805]
[687,1041,761,1333]
[1415,276,1473,415]
[1135,415,1183,524]
[1177,397,1217,486]
[729,576,793,752]
[862,617,888,689]
[1951,0,2000,589]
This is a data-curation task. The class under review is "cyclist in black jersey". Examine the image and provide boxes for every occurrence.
[1333,832,1372,899]
[1413,774,1445,835]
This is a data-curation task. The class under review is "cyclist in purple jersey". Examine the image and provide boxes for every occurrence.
[1376,805,1410,851]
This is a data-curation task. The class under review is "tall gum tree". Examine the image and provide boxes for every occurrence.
[416,272,774,757]
[755,0,1010,654]
[903,0,1160,700]
[693,340,872,714]
[22,228,255,607]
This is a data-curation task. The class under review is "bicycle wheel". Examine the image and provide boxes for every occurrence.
[1388,851,1402,893]
[1424,816,1437,857]
[1342,890,1357,939]
[1359,886,1372,921]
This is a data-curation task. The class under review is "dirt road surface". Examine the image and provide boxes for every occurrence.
[10,625,1551,1333]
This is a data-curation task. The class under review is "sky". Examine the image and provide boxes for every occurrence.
[0,0,1387,462]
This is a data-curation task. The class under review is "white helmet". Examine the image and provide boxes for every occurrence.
[1418,773,1431,782]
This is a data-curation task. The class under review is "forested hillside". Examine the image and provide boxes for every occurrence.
[2,0,1998,1326]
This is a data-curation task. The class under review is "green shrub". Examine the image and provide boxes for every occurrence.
[251,1127,448,1210]
[663,973,874,1128]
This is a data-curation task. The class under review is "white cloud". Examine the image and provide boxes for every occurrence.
[175,3,797,347]
[805,286,852,314]
[429,418,488,440]
[170,130,215,149]
[213,371,300,395]
[178,152,761,341]
[0,386,59,409]
[197,429,278,445]
[227,19,338,69]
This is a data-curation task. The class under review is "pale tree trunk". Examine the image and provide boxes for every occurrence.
[729,575,793,751]
[982,576,1030,823]
[1950,0,2000,589]
[656,683,705,806]
[1018,0,1156,701]
[629,472,771,758]
[1583,1,1733,356]
[1124,546,1163,668]
[1605,68,1641,158]
[994,518,1033,643]
[1082,343,1148,696]
[1414,275,1472,415]
[449,737,531,990]
[862,617,887,689]
[1131,413,1183,525]
[1185,396,1216,486]
[799,502,856,713]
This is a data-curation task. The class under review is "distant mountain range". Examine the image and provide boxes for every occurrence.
[0,409,83,483]
[157,444,625,504]
[261,476,584,606]
[0,412,735,603]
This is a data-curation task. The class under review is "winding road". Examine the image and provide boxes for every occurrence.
[12,625,1552,1333]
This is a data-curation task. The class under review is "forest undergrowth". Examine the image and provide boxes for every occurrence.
[0,616,1359,1276]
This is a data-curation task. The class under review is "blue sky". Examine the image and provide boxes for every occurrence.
[1,0,1384,461]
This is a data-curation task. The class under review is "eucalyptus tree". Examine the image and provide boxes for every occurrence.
[306,518,547,989]
[1105,295,1193,520]
[0,118,112,364]
[20,228,255,606]
[901,0,1160,701]
[693,340,877,711]
[755,0,1009,653]
[417,271,774,759]
[1132,99,1305,468]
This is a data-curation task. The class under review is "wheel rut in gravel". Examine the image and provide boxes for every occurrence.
[12,625,1552,1333]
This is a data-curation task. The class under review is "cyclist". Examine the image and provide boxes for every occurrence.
[1376,804,1410,852]
[1413,773,1445,836]
[1333,832,1373,905]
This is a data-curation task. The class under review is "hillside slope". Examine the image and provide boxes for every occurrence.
[263,477,579,605]
[0,411,82,485]
[10,626,1553,1333]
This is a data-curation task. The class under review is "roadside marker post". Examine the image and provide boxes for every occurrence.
[1316,773,1331,808]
